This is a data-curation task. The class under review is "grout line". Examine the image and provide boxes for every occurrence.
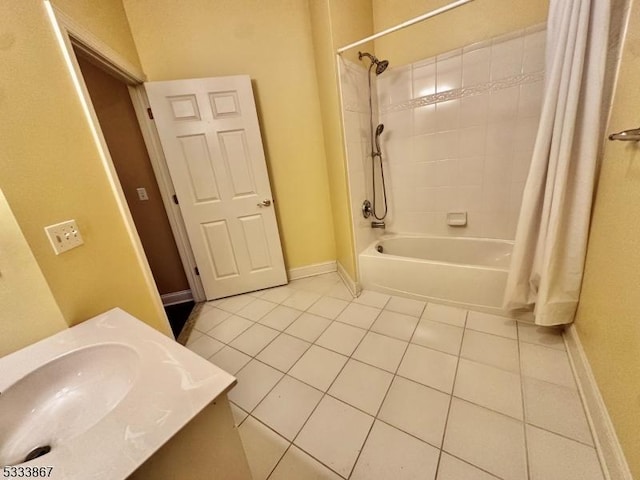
[525,423,600,449]
[516,318,532,480]
[281,302,387,480]
[441,451,504,479]
[433,308,468,479]
[344,301,424,479]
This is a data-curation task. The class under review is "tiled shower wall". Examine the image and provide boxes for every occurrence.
[341,25,546,246]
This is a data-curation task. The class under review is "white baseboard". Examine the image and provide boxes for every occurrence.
[287,261,336,281]
[564,324,633,480]
[161,290,194,306]
[336,261,359,297]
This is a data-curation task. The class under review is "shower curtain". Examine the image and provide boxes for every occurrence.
[503,0,610,326]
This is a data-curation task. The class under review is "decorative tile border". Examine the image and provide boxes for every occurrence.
[381,70,545,114]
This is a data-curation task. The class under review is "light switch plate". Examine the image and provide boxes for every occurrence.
[44,220,84,255]
[136,187,149,201]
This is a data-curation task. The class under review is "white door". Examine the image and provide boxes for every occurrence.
[145,75,287,300]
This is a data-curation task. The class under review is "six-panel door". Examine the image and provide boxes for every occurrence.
[146,75,287,300]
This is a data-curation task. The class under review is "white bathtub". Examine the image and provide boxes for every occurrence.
[359,235,514,315]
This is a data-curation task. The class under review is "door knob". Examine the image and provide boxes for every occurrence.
[257,199,272,207]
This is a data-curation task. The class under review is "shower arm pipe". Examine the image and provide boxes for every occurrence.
[336,0,475,54]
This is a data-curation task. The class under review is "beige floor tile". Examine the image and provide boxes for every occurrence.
[289,275,339,295]
[437,453,500,480]
[520,342,575,388]
[236,298,278,321]
[524,377,593,445]
[443,398,527,480]
[378,376,450,447]
[326,282,355,301]
[398,344,458,393]
[238,416,289,480]
[260,285,296,304]
[288,345,348,391]
[259,305,303,331]
[353,290,390,308]
[422,303,467,327]
[186,330,204,345]
[295,396,374,478]
[454,358,523,419]
[228,360,283,411]
[517,322,565,350]
[315,322,366,356]
[282,290,322,311]
[217,293,257,313]
[308,296,350,319]
[412,318,464,355]
[209,345,251,375]
[253,375,323,441]
[353,332,408,373]
[329,359,393,415]
[527,425,604,480]
[229,323,279,356]
[269,446,342,480]
[284,313,332,342]
[186,334,224,359]
[193,307,231,332]
[256,333,310,372]
[385,296,426,317]
[208,315,254,343]
[371,310,420,341]
[461,329,520,372]
[335,302,381,329]
[351,420,439,480]
[466,311,518,339]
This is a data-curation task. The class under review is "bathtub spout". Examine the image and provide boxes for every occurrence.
[371,220,386,229]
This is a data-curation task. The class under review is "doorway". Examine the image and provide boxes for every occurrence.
[74,51,194,337]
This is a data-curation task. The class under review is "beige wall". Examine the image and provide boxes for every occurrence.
[52,0,142,68]
[123,0,337,271]
[574,2,640,475]
[0,189,67,357]
[77,54,189,296]
[372,0,549,66]
[0,1,171,342]
[308,0,375,280]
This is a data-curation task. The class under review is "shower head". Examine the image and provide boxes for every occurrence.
[375,123,384,136]
[375,60,389,75]
[358,51,390,75]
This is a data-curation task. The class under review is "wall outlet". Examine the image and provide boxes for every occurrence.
[44,220,84,255]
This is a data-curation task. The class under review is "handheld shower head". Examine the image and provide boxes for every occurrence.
[358,51,390,76]
[375,123,384,137]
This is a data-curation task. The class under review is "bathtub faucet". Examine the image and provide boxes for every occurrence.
[371,220,386,229]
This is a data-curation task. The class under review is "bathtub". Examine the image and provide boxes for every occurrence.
[359,235,515,315]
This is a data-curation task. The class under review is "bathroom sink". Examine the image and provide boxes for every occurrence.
[0,344,140,467]
[0,308,236,479]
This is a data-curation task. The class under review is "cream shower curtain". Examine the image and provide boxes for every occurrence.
[503,0,610,326]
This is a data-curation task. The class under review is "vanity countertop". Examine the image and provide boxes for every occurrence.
[0,308,236,479]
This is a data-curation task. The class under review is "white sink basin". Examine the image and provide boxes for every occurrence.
[0,344,140,466]
[0,308,236,479]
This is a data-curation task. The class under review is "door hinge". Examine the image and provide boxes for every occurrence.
[195,267,200,276]
[147,107,154,119]
[172,194,179,205]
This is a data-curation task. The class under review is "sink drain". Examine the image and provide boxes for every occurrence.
[24,445,51,463]
[376,245,384,253]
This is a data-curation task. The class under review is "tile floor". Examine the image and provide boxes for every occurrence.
[186,273,604,480]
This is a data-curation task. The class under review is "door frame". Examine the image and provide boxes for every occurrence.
[45,1,206,303]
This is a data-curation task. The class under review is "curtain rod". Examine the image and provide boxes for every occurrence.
[336,0,475,54]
